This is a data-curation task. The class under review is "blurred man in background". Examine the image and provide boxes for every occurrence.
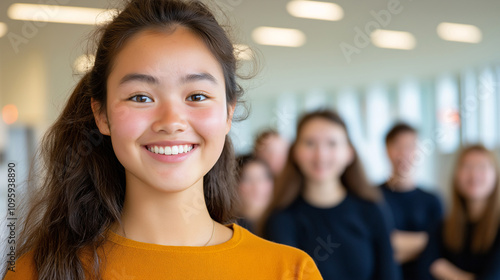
[380,123,444,280]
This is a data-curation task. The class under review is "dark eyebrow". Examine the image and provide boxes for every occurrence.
[119,73,159,85]
[181,72,218,85]
[118,72,218,86]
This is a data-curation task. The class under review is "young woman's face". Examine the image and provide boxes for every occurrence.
[238,162,273,209]
[94,27,234,193]
[456,151,497,202]
[294,118,353,183]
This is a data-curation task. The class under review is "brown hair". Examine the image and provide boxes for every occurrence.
[253,128,280,155]
[258,110,380,235]
[236,154,273,181]
[6,0,245,279]
[385,122,417,146]
[444,144,500,254]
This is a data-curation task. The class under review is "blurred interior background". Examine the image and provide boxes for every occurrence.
[1,0,500,210]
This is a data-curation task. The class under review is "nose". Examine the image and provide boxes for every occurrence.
[151,99,188,134]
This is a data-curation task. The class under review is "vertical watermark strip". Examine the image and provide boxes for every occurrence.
[6,162,17,272]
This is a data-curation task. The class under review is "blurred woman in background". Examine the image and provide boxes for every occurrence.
[419,145,500,280]
[236,155,274,233]
[261,110,401,280]
[253,129,290,177]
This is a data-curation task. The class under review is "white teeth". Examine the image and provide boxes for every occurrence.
[148,144,194,155]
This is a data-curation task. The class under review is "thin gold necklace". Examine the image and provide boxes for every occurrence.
[203,220,215,246]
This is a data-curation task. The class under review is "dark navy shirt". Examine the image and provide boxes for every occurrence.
[236,217,255,233]
[419,221,500,280]
[379,183,444,280]
[265,192,401,280]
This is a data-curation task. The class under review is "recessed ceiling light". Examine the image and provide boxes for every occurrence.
[7,3,117,25]
[437,22,482,43]
[0,22,7,38]
[233,44,253,61]
[252,27,306,47]
[371,29,416,50]
[287,0,343,21]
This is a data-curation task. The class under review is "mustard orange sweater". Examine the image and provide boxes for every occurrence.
[4,223,322,279]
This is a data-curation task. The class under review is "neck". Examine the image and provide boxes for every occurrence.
[387,172,416,191]
[466,199,487,223]
[113,174,215,246]
[302,178,346,208]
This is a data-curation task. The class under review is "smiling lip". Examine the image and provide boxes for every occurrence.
[143,141,198,163]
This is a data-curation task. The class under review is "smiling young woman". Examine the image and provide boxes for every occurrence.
[419,145,500,280]
[261,110,401,280]
[2,1,322,279]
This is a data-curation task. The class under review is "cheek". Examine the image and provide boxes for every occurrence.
[262,181,273,194]
[390,150,402,161]
[294,147,310,168]
[190,105,228,144]
[335,149,350,166]
[298,146,314,161]
[482,170,497,194]
[239,182,249,193]
[108,103,150,140]
[457,172,471,188]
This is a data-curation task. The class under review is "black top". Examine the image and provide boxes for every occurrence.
[265,192,401,280]
[236,217,255,233]
[380,183,444,280]
[380,183,443,232]
[419,221,500,280]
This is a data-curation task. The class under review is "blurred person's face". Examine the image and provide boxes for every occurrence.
[294,118,353,183]
[93,27,234,194]
[386,132,418,178]
[255,135,289,176]
[238,162,274,211]
[456,151,497,202]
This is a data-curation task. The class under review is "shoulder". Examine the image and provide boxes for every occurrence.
[237,224,309,259]
[238,223,301,253]
[415,187,439,198]
[415,188,442,205]
[268,206,296,224]
[346,194,394,229]
[236,224,322,278]
[346,193,383,213]
[266,199,302,227]
[3,250,38,280]
[378,182,390,192]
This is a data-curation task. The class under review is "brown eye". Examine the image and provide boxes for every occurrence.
[187,93,207,102]
[129,94,153,103]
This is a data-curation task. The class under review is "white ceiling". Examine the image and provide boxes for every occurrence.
[1,0,500,99]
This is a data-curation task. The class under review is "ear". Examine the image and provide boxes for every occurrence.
[225,101,236,135]
[91,98,111,136]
